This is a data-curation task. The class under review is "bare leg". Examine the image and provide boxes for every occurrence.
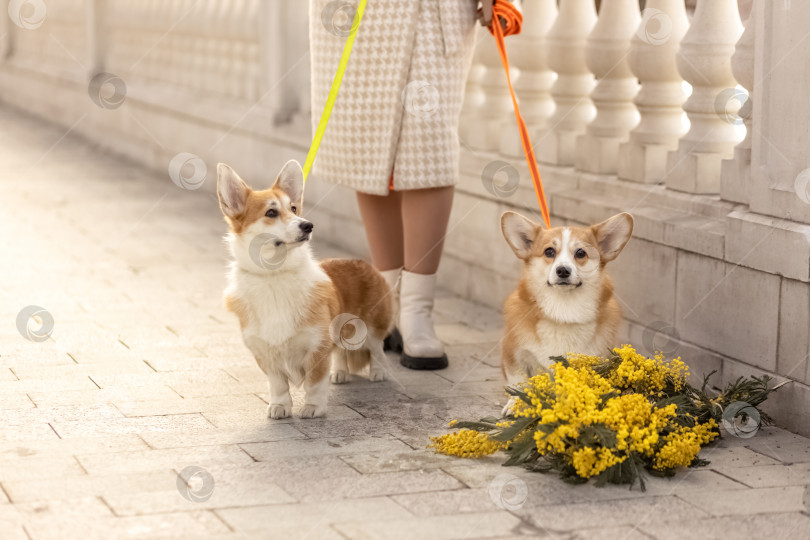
[401,186,454,275]
[356,189,404,271]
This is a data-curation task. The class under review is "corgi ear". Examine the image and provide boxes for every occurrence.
[217,163,250,219]
[273,160,304,205]
[591,212,634,263]
[501,211,539,260]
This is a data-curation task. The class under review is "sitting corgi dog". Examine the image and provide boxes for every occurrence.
[217,160,392,419]
[500,211,634,390]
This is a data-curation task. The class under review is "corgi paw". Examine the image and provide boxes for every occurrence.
[267,403,291,419]
[299,404,327,419]
[330,370,349,384]
[369,369,387,382]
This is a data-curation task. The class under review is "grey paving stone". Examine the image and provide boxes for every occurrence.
[240,436,413,461]
[333,511,529,540]
[112,393,268,417]
[76,444,253,475]
[2,471,176,503]
[570,527,653,540]
[217,497,412,533]
[0,434,148,461]
[391,488,502,516]
[678,486,807,516]
[27,385,183,407]
[50,413,215,438]
[697,444,782,468]
[513,495,710,532]
[0,404,124,427]
[26,509,231,540]
[712,462,810,488]
[139,423,306,449]
[748,441,810,464]
[102,477,295,515]
[639,511,810,540]
[276,469,464,503]
[0,423,61,442]
[340,450,461,474]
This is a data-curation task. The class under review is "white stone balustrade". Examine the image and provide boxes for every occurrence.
[616,0,689,184]
[575,0,640,174]
[8,0,85,75]
[720,3,756,205]
[498,0,558,158]
[466,21,514,151]
[665,0,744,194]
[535,0,597,166]
[106,0,261,102]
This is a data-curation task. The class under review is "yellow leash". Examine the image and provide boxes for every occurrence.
[302,0,368,184]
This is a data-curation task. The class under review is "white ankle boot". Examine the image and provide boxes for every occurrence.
[398,270,448,370]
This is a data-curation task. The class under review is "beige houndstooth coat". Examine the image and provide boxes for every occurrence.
[309,0,478,195]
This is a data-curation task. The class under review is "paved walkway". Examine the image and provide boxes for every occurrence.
[1,105,809,540]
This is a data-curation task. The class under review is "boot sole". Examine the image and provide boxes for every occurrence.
[400,352,448,370]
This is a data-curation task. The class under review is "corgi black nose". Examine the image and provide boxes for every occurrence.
[299,221,314,234]
[556,266,571,279]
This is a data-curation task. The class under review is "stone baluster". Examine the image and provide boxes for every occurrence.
[498,0,558,158]
[665,0,744,194]
[617,0,689,183]
[720,3,756,205]
[536,0,597,166]
[468,21,516,151]
[575,0,640,174]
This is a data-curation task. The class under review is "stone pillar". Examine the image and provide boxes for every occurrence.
[617,0,689,184]
[499,0,558,158]
[720,3,755,205]
[575,0,640,174]
[665,0,744,194]
[467,21,514,151]
[535,0,597,166]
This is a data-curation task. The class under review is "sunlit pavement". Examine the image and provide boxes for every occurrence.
[2,105,810,540]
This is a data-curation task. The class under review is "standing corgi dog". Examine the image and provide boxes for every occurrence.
[499,212,634,388]
[217,160,392,419]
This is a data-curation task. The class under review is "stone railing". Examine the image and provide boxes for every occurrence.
[1,0,809,436]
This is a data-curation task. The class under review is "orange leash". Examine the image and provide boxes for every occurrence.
[486,0,551,228]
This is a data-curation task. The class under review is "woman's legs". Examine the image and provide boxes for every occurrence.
[355,190,404,271]
[356,183,454,370]
[401,186,454,275]
[355,184,455,274]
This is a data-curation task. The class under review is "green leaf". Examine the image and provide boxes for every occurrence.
[580,424,617,447]
[453,420,498,432]
[503,436,539,466]
[490,415,538,443]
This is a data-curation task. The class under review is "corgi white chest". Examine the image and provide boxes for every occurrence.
[227,261,329,382]
[529,319,601,369]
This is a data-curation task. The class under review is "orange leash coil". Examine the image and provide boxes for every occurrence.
[486,0,551,228]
